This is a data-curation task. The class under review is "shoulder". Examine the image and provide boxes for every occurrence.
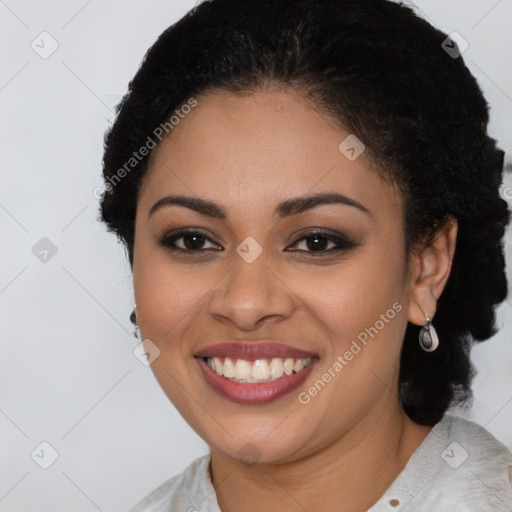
[436,414,512,472]
[370,414,512,511]
[125,454,219,512]
[425,414,512,509]
[417,414,512,509]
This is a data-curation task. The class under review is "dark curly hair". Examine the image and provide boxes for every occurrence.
[99,0,510,425]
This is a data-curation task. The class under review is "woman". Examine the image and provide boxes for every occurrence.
[99,0,512,509]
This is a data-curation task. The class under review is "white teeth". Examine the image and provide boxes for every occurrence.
[270,358,284,379]
[213,356,223,375]
[293,358,305,373]
[284,358,294,376]
[252,360,269,380]
[205,356,313,383]
[234,359,252,380]
[223,357,236,378]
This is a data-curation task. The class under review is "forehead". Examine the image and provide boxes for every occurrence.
[139,88,403,224]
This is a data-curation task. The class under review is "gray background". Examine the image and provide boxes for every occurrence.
[1,0,511,510]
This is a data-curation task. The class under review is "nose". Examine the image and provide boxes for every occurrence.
[208,252,295,331]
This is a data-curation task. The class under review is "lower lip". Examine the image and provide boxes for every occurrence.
[196,357,317,405]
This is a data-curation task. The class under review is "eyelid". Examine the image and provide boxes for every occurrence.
[158,227,357,254]
[159,228,222,251]
[286,229,357,252]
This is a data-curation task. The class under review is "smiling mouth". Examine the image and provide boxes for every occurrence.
[202,356,315,383]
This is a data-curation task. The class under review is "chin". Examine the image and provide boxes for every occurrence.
[202,414,315,465]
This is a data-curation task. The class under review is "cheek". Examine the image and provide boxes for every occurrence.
[289,254,405,340]
[134,268,205,348]
[132,240,201,350]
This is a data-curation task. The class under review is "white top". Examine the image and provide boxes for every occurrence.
[126,414,512,511]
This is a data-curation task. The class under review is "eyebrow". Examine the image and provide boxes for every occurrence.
[148,192,371,219]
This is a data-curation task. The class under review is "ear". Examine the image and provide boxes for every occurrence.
[407,215,458,326]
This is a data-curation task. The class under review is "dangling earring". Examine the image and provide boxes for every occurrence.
[130,305,139,339]
[419,312,439,352]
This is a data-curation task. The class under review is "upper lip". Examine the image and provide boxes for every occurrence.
[194,341,318,360]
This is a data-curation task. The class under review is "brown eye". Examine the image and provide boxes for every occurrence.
[159,229,222,252]
[287,230,357,254]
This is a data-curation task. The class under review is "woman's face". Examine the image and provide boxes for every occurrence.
[133,88,416,464]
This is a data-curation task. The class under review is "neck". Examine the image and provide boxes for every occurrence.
[209,401,434,512]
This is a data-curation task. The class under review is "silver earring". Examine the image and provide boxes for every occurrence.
[419,312,439,352]
[130,305,139,339]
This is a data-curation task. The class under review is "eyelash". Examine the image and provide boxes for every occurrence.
[158,228,357,256]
